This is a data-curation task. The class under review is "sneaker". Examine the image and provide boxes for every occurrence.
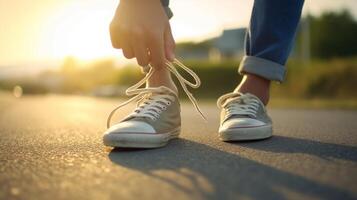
[217,92,272,141]
[103,59,205,148]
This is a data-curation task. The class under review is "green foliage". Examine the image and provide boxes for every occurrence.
[176,60,240,98]
[0,79,48,95]
[271,57,357,99]
[176,40,213,51]
[115,66,142,86]
[1,57,356,101]
[308,10,357,58]
[304,59,357,98]
[183,58,357,100]
[56,58,124,93]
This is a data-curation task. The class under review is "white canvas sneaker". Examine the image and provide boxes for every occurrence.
[217,92,273,141]
[103,59,205,148]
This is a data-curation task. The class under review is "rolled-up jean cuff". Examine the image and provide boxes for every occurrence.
[238,56,286,83]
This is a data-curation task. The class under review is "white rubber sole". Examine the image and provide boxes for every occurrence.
[103,127,180,148]
[219,125,272,141]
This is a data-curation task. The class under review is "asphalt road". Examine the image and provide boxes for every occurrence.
[1,94,357,200]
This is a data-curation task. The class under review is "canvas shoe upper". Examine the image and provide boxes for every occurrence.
[103,59,205,148]
[217,92,273,141]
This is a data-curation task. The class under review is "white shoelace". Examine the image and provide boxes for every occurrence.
[106,59,206,128]
[217,92,260,121]
[130,92,175,121]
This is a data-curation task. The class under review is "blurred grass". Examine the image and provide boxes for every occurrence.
[268,98,357,109]
[1,57,357,109]
[183,58,357,109]
[180,57,357,101]
[272,57,357,99]
[1,90,356,110]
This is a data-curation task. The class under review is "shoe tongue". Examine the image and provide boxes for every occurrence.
[123,87,176,123]
[225,94,244,106]
[223,112,254,123]
[226,93,258,105]
[223,93,257,122]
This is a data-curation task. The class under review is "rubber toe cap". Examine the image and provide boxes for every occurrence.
[105,121,156,134]
[220,118,266,131]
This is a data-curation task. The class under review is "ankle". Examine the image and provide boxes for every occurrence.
[147,68,178,94]
[234,74,271,105]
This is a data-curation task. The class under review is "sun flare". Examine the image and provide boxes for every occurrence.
[40,1,118,60]
[0,0,355,66]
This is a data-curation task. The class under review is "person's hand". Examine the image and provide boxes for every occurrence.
[110,0,175,69]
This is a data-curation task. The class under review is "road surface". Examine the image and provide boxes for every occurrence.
[1,94,357,200]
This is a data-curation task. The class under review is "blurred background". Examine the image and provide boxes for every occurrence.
[1,0,357,108]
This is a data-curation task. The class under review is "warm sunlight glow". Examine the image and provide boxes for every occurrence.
[40,1,117,60]
[0,0,356,65]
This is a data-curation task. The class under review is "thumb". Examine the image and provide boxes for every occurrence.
[164,24,176,62]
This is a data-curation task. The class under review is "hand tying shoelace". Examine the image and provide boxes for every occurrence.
[106,58,206,129]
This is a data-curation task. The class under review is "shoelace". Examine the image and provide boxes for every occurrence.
[106,59,206,128]
[130,92,175,121]
[217,92,260,121]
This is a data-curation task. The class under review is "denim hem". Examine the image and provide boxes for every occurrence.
[238,56,286,83]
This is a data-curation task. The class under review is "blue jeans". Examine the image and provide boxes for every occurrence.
[162,0,305,82]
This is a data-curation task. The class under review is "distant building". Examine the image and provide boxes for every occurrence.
[176,28,247,61]
[175,40,212,60]
[213,28,246,60]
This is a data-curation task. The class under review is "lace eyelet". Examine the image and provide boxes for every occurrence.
[167,102,171,105]
[162,106,167,110]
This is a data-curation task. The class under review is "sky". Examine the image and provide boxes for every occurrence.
[0,0,356,67]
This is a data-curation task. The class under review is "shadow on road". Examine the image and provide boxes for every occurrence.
[108,138,356,200]
[237,135,357,162]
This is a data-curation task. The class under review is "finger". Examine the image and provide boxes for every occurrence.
[133,42,149,66]
[131,28,149,66]
[164,25,176,62]
[147,31,166,69]
[109,22,122,49]
[121,40,134,59]
[120,27,135,59]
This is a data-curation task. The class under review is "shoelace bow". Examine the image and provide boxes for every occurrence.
[217,92,260,121]
[106,59,206,128]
